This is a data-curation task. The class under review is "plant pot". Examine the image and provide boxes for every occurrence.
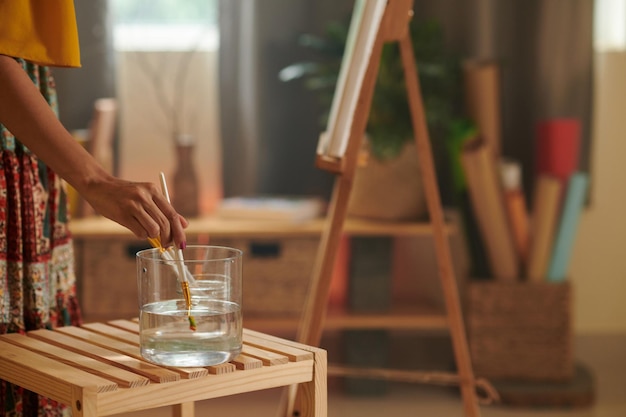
[347,141,427,221]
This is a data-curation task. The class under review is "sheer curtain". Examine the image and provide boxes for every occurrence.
[594,0,626,50]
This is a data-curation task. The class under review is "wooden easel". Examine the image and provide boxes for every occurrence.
[282,1,497,416]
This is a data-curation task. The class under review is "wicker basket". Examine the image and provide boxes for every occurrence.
[466,281,573,382]
[215,237,318,316]
[77,237,318,321]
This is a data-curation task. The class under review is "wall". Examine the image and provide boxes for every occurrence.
[570,51,626,334]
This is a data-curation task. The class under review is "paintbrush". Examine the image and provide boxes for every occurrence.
[147,172,196,331]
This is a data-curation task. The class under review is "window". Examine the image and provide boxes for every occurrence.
[594,0,626,51]
[111,0,218,51]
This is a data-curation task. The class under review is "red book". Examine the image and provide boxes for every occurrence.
[535,119,581,182]
[328,235,350,308]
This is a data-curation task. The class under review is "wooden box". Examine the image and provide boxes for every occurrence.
[465,281,573,382]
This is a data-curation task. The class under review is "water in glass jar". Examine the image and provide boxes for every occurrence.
[140,299,242,367]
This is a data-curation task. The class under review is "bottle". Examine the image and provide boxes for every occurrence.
[172,133,200,218]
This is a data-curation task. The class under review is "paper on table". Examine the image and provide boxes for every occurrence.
[546,172,589,282]
[463,60,502,156]
[461,139,519,281]
[527,175,562,282]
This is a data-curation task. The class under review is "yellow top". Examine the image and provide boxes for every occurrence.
[0,0,81,67]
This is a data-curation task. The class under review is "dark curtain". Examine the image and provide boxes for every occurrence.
[218,0,594,200]
[54,0,116,130]
[54,0,117,170]
[218,0,344,198]
[217,0,261,197]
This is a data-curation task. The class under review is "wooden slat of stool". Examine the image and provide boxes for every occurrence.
[95,358,317,416]
[28,329,180,383]
[243,329,313,362]
[242,344,289,366]
[0,338,118,398]
[231,354,263,370]
[1,334,149,388]
[108,319,139,333]
[56,326,210,379]
[81,322,139,345]
[207,362,237,375]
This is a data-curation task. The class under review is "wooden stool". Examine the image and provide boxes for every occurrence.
[0,320,327,417]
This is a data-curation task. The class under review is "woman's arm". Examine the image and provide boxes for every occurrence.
[0,54,187,248]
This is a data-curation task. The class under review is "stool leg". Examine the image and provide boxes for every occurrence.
[173,401,195,417]
[286,349,328,417]
[72,387,97,417]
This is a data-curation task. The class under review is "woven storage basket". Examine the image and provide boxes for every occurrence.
[214,237,318,316]
[466,281,573,381]
[78,239,141,320]
[78,237,318,321]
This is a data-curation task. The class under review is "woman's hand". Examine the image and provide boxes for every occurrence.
[80,175,189,249]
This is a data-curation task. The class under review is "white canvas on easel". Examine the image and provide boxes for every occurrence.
[317,0,387,159]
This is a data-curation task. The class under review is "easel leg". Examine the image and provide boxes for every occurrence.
[296,177,354,347]
[399,31,481,417]
[286,178,353,416]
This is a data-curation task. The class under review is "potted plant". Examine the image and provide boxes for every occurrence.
[280,18,463,221]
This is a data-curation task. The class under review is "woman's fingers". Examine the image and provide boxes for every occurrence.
[171,215,188,250]
[152,192,188,248]
[81,177,188,248]
[132,187,190,249]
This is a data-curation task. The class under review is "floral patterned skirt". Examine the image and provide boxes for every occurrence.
[0,59,81,417]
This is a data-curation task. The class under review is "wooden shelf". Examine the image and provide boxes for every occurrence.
[244,304,448,334]
[325,305,448,331]
[70,215,458,336]
[69,215,456,240]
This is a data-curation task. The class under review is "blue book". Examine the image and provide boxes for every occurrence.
[546,172,589,282]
